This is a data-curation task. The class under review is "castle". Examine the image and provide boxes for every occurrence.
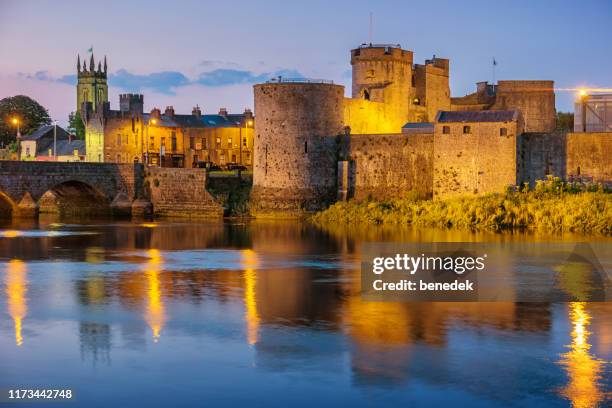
[250,44,611,216]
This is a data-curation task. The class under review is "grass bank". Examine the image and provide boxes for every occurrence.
[311,179,612,235]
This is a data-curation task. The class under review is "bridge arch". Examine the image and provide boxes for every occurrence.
[38,179,112,217]
[0,191,17,219]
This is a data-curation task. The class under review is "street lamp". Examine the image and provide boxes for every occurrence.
[11,117,21,159]
[239,119,253,169]
[145,118,157,165]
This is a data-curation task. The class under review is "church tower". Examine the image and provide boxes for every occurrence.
[76,54,108,113]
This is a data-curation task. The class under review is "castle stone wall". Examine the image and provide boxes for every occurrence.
[344,98,402,134]
[433,122,520,199]
[251,82,344,216]
[517,132,567,186]
[341,133,434,200]
[566,132,612,185]
[493,81,556,133]
[145,167,222,218]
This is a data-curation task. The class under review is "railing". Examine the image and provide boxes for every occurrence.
[357,43,401,49]
[266,77,334,84]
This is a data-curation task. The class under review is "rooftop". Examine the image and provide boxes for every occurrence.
[22,124,71,141]
[436,110,520,123]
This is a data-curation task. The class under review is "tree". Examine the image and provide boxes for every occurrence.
[68,111,86,139]
[0,95,51,146]
[556,111,574,131]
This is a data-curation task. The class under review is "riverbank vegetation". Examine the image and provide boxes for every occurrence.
[311,178,612,235]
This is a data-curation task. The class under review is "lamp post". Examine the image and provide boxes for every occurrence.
[53,120,58,160]
[11,117,20,159]
[240,119,253,167]
[146,118,157,165]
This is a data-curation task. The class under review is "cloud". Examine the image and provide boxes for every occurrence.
[16,67,305,94]
[110,69,190,95]
[195,68,304,87]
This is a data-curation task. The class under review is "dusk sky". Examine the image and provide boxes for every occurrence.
[1,0,611,125]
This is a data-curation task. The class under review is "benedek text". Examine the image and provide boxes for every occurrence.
[373,279,474,291]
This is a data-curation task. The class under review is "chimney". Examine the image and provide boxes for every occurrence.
[150,108,161,120]
[218,107,228,118]
[164,106,175,117]
[243,108,254,121]
[192,105,202,118]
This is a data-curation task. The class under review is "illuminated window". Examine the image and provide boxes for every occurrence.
[216,137,221,148]
[463,125,471,134]
[228,138,232,148]
[73,149,78,156]
[442,126,450,134]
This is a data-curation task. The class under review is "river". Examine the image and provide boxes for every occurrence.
[0,219,610,407]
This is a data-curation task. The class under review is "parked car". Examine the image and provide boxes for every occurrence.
[227,164,248,171]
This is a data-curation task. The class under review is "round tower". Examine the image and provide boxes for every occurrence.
[251,80,345,217]
[350,44,413,128]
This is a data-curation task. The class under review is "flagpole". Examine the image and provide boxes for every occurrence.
[492,57,496,85]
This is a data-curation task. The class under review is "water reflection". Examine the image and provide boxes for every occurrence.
[5,259,27,346]
[0,220,610,407]
[558,302,607,408]
[242,249,260,345]
[143,249,165,342]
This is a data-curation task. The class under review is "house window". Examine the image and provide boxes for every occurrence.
[243,137,247,147]
[25,147,30,156]
[190,137,194,149]
[48,148,52,157]
[228,138,233,148]
[500,127,508,136]
[304,141,308,153]
[171,132,177,152]
[202,138,207,149]
[463,125,471,134]
[73,149,79,156]
[442,126,450,134]
[216,137,221,148]
[363,89,370,100]
[150,136,155,149]
[117,134,121,145]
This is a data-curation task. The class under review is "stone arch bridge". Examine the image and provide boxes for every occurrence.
[0,162,221,218]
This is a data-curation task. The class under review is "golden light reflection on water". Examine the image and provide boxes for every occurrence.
[143,249,165,342]
[5,259,27,346]
[558,302,606,408]
[242,249,260,345]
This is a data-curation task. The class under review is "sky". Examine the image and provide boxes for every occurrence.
[1,0,611,125]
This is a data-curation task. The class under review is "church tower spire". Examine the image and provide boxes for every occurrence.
[89,53,95,72]
[104,56,107,74]
[77,55,81,72]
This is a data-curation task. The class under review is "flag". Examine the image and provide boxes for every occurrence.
[87,47,93,53]
[493,58,497,66]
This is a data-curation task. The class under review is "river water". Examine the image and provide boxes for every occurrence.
[0,219,610,407]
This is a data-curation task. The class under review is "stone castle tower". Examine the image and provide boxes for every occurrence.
[250,80,345,216]
[77,54,108,113]
[350,44,412,128]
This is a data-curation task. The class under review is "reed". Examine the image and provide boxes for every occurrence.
[311,178,612,235]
